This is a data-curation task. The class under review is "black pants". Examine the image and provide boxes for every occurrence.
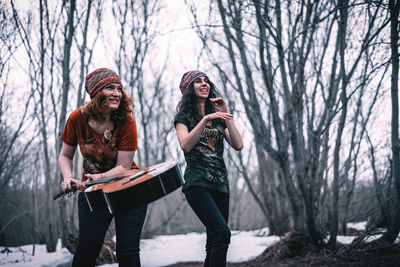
[72,193,147,267]
[184,186,231,267]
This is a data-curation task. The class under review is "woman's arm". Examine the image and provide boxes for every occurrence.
[210,97,243,150]
[175,119,207,153]
[224,120,243,150]
[85,150,136,181]
[59,142,82,191]
[175,111,233,153]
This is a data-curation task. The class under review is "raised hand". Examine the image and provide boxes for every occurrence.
[210,98,228,112]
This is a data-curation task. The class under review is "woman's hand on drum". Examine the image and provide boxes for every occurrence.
[85,173,104,182]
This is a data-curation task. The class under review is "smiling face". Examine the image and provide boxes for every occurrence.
[102,83,123,111]
[193,76,210,100]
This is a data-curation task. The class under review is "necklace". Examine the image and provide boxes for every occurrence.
[104,129,112,141]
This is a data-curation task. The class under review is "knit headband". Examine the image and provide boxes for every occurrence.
[85,68,122,99]
[179,70,207,95]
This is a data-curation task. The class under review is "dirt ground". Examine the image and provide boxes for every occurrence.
[164,234,400,267]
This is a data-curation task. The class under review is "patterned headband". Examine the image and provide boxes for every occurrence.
[179,70,207,95]
[85,68,122,99]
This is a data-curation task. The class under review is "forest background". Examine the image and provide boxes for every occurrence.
[1,0,399,262]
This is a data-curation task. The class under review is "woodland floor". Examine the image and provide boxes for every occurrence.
[165,233,400,267]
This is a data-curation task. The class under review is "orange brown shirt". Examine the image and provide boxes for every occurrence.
[61,108,138,182]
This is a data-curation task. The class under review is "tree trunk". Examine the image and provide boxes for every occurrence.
[57,0,76,251]
[380,0,400,244]
[328,0,349,250]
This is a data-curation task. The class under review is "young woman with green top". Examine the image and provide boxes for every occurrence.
[174,70,243,267]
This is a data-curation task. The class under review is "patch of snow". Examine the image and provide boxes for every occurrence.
[347,222,367,231]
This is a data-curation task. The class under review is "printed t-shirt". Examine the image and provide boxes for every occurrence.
[61,108,138,182]
[174,112,229,194]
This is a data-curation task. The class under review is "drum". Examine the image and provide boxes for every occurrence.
[85,161,183,213]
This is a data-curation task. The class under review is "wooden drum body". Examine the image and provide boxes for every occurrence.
[83,161,183,213]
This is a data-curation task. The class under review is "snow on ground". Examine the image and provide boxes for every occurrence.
[0,228,280,267]
[328,222,399,244]
[228,228,280,262]
[3,222,392,267]
[347,221,367,231]
[328,222,365,245]
[345,221,400,244]
[0,239,71,267]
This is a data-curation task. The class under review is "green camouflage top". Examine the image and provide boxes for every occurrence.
[174,112,229,194]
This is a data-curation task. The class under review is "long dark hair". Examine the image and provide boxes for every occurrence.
[176,78,220,123]
[82,90,134,127]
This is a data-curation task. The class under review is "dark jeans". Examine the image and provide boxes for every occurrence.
[184,186,231,267]
[72,193,147,267]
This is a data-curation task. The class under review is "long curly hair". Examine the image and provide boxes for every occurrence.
[176,78,220,123]
[82,90,133,127]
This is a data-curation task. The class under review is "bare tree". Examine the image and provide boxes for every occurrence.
[340,64,385,235]
[328,0,349,249]
[0,3,35,195]
[379,0,400,244]
[186,0,390,247]
[112,0,170,168]
[10,0,78,252]
[57,0,76,155]
[111,0,194,236]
